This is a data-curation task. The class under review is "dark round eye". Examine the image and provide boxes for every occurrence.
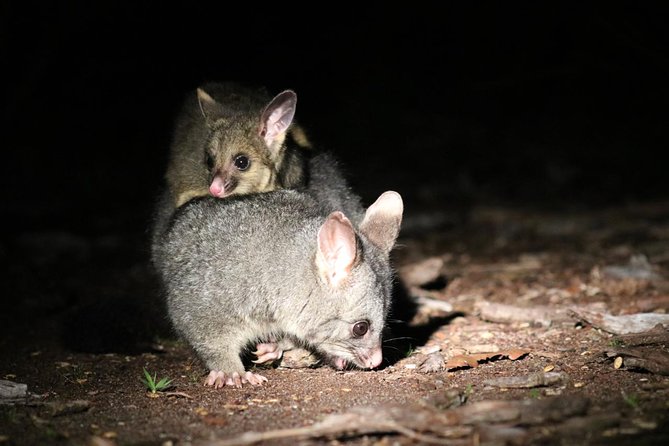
[205,152,214,170]
[352,321,369,337]
[234,154,250,171]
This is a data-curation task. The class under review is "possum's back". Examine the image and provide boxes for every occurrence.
[155,190,325,309]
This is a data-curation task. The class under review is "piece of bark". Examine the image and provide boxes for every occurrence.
[0,380,28,404]
[613,324,669,346]
[603,347,669,375]
[207,395,589,446]
[543,413,621,444]
[46,399,91,417]
[517,395,590,425]
[570,309,669,335]
[483,371,567,388]
[477,425,528,444]
[205,404,466,446]
[476,301,572,326]
[454,400,521,424]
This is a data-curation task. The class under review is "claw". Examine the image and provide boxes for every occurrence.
[252,342,284,364]
[205,370,228,388]
[205,369,268,388]
[226,372,242,387]
[253,342,278,355]
[243,371,268,386]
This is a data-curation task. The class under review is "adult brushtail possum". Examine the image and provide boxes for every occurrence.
[152,189,403,388]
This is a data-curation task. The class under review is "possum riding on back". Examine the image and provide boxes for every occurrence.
[165,82,311,209]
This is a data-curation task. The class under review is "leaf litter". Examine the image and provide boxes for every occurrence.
[3,201,669,444]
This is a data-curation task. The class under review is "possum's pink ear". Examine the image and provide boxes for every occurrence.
[359,191,403,253]
[197,88,225,123]
[316,211,357,287]
[260,90,296,152]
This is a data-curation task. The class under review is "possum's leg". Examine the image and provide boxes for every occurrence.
[197,336,267,388]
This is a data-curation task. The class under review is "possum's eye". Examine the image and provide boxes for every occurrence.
[205,152,214,170]
[233,154,250,171]
[352,321,369,337]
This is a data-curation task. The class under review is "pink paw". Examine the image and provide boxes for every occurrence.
[205,370,267,388]
[252,342,284,364]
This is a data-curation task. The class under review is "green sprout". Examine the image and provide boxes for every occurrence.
[529,388,541,399]
[622,391,639,410]
[609,338,625,348]
[141,368,173,394]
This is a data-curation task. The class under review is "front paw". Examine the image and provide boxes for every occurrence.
[252,342,284,364]
[205,370,268,388]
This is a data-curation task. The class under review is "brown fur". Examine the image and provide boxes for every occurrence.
[164,82,311,209]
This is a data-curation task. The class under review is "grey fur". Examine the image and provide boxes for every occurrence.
[152,189,403,381]
[304,151,365,223]
[151,150,363,267]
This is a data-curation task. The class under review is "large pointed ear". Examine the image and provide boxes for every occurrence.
[316,211,357,288]
[260,90,296,150]
[197,88,225,122]
[359,191,403,253]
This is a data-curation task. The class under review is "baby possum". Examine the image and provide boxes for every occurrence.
[165,81,311,209]
[152,189,403,388]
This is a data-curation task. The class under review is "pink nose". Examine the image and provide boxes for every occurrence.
[209,175,226,197]
[366,346,383,369]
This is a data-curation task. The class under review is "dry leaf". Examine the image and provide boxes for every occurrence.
[446,349,530,371]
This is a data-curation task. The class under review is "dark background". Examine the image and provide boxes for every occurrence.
[3,3,669,236]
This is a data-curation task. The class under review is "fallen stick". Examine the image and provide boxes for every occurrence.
[475,301,571,326]
[570,309,669,335]
[204,395,590,446]
[483,371,567,388]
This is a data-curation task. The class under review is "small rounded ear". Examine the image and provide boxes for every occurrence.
[316,211,357,288]
[359,191,403,253]
[260,90,297,149]
[197,88,225,122]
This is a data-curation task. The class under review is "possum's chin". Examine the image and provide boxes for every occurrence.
[330,355,364,370]
[333,357,348,370]
[328,347,383,370]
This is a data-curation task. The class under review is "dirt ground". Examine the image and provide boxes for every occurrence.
[2,196,669,446]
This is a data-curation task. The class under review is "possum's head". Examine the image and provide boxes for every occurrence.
[306,191,404,370]
[197,88,297,198]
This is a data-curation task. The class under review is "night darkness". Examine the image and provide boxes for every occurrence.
[2,3,669,236]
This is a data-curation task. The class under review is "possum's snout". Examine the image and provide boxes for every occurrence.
[209,171,237,197]
[362,345,383,369]
[332,345,383,370]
